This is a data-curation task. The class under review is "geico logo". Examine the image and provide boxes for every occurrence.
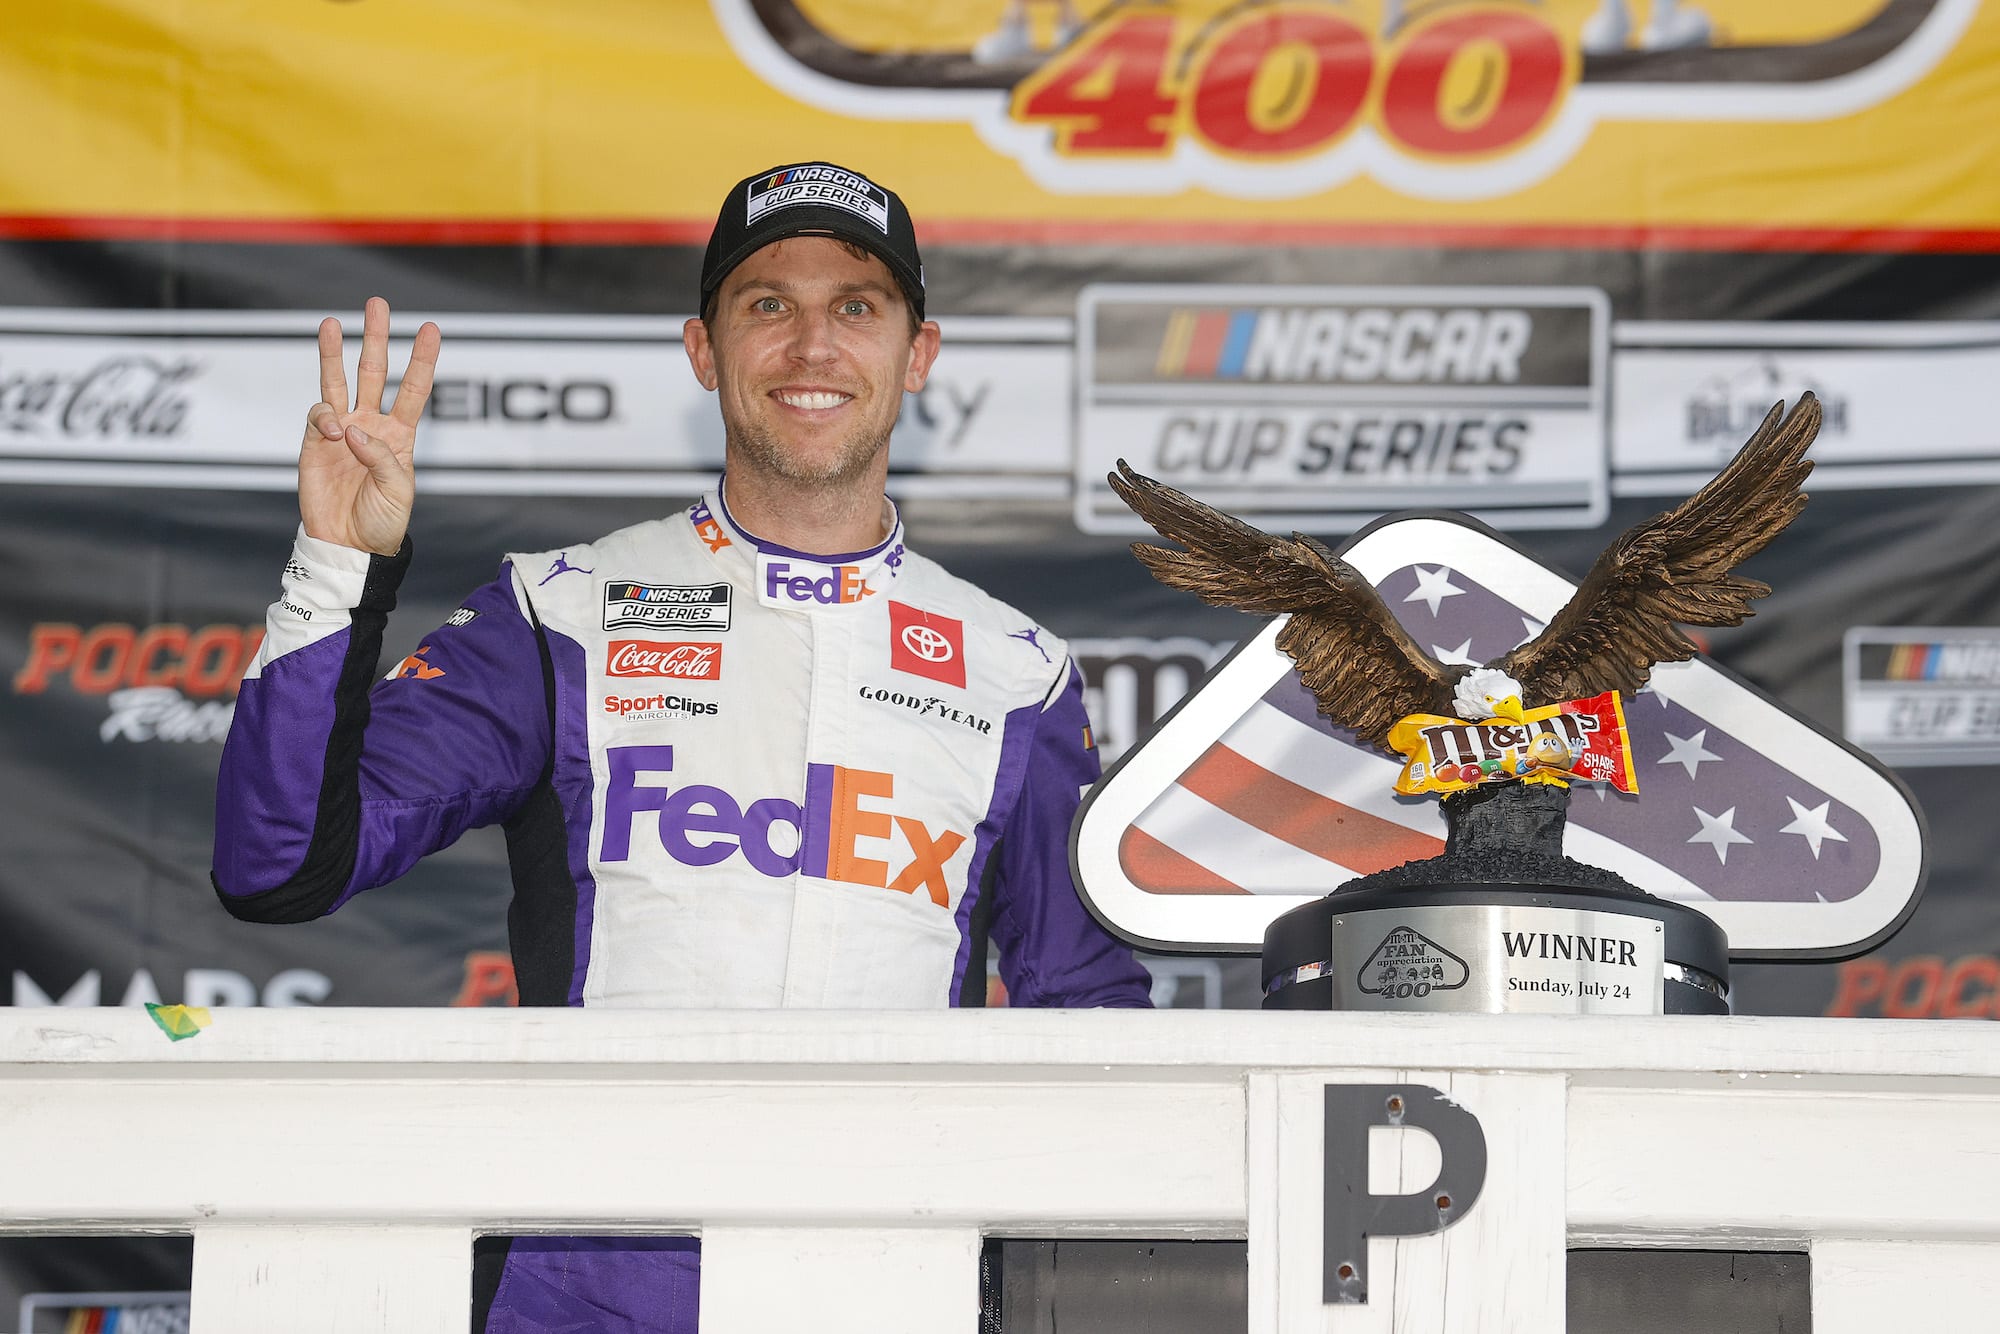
[600,745,967,906]
[1157,307,1532,385]
[13,623,265,698]
[766,560,872,605]
[603,693,719,717]
[427,378,614,423]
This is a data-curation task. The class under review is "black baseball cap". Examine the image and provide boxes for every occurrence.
[699,162,926,322]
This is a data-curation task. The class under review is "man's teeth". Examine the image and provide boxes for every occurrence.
[778,391,850,409]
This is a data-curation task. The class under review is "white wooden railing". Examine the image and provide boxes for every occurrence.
[1,1009,1996,1332]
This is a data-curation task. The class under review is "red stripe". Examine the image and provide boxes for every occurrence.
[1181,311,1231,377]
[923,220,2000,254]
[4,213,1998,253]
[1177,742,1441,874]
[1119,827,1245,894]
[0,215,712,245]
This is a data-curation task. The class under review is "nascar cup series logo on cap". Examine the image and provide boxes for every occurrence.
[746,165,892,233]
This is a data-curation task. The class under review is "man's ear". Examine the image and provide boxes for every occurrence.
[903,320,943,394]
[683,317,719,391]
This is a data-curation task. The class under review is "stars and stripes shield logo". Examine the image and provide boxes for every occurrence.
[1072,514,1926,959]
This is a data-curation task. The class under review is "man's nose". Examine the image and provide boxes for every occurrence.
[786,307,838,363]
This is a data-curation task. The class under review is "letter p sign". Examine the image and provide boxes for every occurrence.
[1322,1084,1486,1304]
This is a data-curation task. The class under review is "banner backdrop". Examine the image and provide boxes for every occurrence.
[6,3,2000,1308]
[3,0,2000,1107]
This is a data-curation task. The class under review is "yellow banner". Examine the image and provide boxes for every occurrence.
[4,0,1998,239]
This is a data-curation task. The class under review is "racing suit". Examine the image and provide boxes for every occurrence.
[212,485,1152,1329]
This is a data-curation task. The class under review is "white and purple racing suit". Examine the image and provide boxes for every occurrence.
[212,486,1151,1330]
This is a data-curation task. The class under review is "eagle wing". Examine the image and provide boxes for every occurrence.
[1109,461,1460,749]
[1500,393,1818,704]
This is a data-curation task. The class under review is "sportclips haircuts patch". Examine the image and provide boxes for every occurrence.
[603,582,731,632]
[746,165,891,233]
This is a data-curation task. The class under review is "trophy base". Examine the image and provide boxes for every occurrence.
[1262,879,1730,1015]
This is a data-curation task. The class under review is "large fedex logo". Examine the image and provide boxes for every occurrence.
[599,745,967,906]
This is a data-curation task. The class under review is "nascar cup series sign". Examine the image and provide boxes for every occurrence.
[1075,285,1609,534]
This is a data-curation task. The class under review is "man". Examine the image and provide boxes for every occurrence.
[212,162,1152,1329]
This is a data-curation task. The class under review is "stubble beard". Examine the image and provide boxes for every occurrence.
[725,414,891,489]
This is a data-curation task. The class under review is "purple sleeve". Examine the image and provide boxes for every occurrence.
[989,660,1154,1008]
[212,546,550,922]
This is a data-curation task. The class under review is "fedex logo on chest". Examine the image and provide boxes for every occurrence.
[756,544,904,608]
[599,745,967,907]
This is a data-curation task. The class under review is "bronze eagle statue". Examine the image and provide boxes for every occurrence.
[1109,394,1820,752]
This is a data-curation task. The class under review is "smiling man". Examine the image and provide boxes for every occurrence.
[211,161,1151,1332]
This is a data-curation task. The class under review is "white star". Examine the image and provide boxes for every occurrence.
[1512,615,1545,649]
[1657,728,1722,779]
[1779,797,1848,859]
[1431,638,1479,666]
[1687,805,1753,864]
[1403,566,1465,616]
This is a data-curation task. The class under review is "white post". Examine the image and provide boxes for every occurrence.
[1812,1239,2000,1331]
[190,1224,471,1334]
[1249,1070,1565,1334]
[699,1227,981,1333]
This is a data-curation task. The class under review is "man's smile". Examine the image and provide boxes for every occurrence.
[773,388,855,411]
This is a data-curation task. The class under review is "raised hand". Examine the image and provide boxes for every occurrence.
[299,297,442,556]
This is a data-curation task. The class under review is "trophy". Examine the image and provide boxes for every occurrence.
[1109,394,1821,1016]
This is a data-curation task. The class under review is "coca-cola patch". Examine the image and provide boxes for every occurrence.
[606,640,723,682]
[603,581,730,632]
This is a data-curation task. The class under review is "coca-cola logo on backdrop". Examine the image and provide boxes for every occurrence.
[0,356,202,438]
[605,640,723,681]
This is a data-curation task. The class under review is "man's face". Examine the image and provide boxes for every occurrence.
[684,236,941,488]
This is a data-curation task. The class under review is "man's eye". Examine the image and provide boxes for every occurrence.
[840,299,870,316]
[754,296,783,313]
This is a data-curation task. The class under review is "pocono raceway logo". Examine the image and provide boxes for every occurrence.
[712,0,1974,199]
[13,622,263,743]
[601,746,968,907]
